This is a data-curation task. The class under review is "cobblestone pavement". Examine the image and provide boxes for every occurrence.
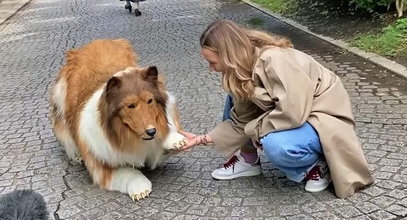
[0,0,406,219]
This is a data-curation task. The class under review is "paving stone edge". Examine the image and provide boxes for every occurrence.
[0,0,30,26]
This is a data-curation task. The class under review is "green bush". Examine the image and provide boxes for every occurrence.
[391,17,407,32]
[351,18,407,57]
[349,0,394,12]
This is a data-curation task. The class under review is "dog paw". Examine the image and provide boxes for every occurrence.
[130,190,151,201]
[109,168,152,202]
[127,176,152,201]
[163,132,186,150]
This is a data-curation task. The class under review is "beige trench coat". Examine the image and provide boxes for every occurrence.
[208,46,374,198]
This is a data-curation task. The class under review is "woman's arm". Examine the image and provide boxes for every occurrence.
[208,97,263,155]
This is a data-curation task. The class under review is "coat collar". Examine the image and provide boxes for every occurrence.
[251,46,278,81]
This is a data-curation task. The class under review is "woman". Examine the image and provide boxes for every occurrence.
[179,20,373,198]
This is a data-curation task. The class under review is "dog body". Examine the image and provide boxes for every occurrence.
[50,39,185,200]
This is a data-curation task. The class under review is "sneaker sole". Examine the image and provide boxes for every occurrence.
[304,186,329,192]
[304,183,330,192]
[211,170,262,180]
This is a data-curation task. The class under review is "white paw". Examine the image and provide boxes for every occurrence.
[127,176,152,201]
[109,168,152,201]
[163,132,186,150]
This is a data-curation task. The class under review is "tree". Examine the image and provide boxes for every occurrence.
[395,0,405,17]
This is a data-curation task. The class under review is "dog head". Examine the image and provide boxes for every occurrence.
[102,66,169,143]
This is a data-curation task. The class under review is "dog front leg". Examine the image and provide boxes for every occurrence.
[163,93,186,150]
[108,167,152,201]
[83,154,152,201]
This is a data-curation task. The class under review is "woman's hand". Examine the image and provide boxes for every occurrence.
[178,130,200,151]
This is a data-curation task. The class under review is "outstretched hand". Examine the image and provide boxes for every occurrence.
[178,130,200,151]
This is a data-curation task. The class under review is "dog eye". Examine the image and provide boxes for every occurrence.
[128,104,136,108]
[147,99,153,104]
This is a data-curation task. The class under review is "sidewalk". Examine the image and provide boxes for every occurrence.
[0,0,406,219]
[0,0,30,27]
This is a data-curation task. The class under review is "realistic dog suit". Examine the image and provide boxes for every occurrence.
[50,39,185,200]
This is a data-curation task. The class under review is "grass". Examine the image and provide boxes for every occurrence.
[350,18,407,57]
[247,17,265,27]
[250,0,297,14]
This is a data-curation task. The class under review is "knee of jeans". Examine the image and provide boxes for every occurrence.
[262,141,295,165]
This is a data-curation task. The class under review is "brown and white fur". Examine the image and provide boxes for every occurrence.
[50,39,185,201]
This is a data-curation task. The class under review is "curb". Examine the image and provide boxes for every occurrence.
[242,0,407,79]
[0,0,31,27]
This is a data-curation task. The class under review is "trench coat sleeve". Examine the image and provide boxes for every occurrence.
[244,50,315,140]
[208,98,263,156]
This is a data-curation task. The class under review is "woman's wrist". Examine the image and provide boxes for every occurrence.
[195,134,213,146]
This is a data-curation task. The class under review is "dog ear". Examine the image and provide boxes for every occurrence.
[144,66,158,85]
[106,76,122,92]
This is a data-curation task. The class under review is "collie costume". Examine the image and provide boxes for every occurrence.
[50,39,185,201]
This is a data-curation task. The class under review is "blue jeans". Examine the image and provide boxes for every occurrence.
[223,95,322,182]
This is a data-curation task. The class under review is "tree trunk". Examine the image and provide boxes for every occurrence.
[395,0,405,18]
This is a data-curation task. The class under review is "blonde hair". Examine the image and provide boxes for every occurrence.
[200,20,292,100]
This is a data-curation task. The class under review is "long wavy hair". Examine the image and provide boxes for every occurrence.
[200,20,292,100]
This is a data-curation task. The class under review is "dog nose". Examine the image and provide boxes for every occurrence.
[145,128,156,137]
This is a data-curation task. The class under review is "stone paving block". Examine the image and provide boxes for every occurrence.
[335,206,362,219]
[355,201,381,214]
[302,202,327,213]
[186,205,210,216]
[349,216,373,220]
[277,205,302,216]
[312,212,341,220]
[230,206,256,217]
[370,195,397,207]
[98,211,123,220]
[368,210,397,220]
[386,204,407,217]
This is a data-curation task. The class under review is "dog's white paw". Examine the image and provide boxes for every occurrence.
[109,168,152,201]
[163,132,186,150]
[127,177,152,201]
[128,179,152,201]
